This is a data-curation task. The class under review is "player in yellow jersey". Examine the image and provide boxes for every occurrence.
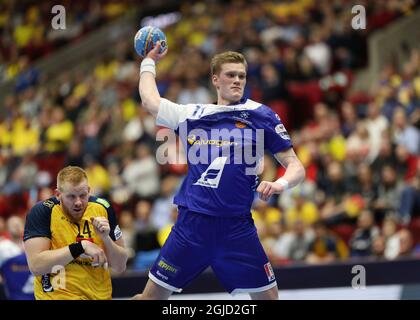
[23,166,128,300]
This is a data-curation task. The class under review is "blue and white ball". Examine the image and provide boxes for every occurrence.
[134,26,167,58]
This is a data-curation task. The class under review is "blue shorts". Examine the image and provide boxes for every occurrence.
[149,206,277,294]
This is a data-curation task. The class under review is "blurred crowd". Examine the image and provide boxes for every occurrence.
[0,0,135,85]
[0,0,419,271]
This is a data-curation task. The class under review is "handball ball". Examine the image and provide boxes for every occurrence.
[134,26,167,58]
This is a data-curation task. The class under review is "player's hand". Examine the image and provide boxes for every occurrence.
[80,240,108,269]
[90,217,111,240]
[145,40,167,62]
[257,181,286,201]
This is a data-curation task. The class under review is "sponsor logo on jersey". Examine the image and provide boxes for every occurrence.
[194,157,227,188]
[187,134,237,147]
[114,225,122,240]
[232,116,252,126]
[264,262,275,282]
[41,274,54,292]
[239,111,250,119]
[235,121,247,129]
[275,124,290,140]
[43,200,55,208]
[156,270,168,280]
[157,259,178,274]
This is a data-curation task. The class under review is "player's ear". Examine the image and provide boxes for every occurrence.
[54,188,61,200]
[211,74,219,88]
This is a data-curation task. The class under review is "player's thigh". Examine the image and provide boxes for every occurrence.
[211,223,276,293]
[150,209,213,290]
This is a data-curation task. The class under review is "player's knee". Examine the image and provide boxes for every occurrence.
[250,286,279,300]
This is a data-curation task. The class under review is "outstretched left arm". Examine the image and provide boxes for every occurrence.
[257,147,306,201]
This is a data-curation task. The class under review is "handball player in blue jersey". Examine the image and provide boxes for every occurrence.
[0,216,34,300]
[134,42,305,300]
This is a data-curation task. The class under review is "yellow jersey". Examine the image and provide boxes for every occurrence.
[23,196,122,300]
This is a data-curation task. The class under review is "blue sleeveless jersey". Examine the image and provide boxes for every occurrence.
[156,98,292,216]
[0,253,34,300]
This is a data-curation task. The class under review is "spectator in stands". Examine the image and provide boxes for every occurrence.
[382,215,401,260]
[365,101,389,163]
[305,220,348,264]
[121,143,160,200]
[391,107,420,155]
[284,187,319,229]
[177,70,212,104]
[340,101,358,138]
[397,228,414,259]
[44,107,74,153]
[372,165,403,222]
[272,219,314,263]
[398,172,420,225]
[371,134,398,182]
[118,210,136,265]
[349,209,380,258]
[150,175,179,230]
[371,235,386,260]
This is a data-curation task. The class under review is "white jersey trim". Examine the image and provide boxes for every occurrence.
[230,281,278,296]
[156,98,262,130]
[149,272,183,293]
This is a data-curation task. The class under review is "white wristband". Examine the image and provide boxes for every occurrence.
[140,58,156,77]
[275,178,289,190]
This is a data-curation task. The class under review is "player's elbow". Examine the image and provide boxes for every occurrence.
[295,161,306,184]
[141,99,159,115]
[300,163,306,181]
[300,163,306,183]
[27,255,53,276]
[28,261,46,276]
[140,98,160,117]
[111,254,128,273]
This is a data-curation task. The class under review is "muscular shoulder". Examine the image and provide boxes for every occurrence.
[255,103,280,121]
[27,197,58,220]
[23,197,59,241]
[88,196,112,211]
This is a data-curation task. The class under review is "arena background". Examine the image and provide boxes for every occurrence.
[0,0,419,300]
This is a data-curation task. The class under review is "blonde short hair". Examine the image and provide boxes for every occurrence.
[57,166,88,191]
[210,51,247,76]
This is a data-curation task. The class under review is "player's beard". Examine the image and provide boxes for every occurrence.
[61,201,86,222]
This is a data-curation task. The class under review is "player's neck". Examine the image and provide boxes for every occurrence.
[217,97,243,106]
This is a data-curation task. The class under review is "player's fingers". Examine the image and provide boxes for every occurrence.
[91,253,100,267]
[256,181,268,193]
[100,253,108,268]
[91,217,101,230]
[152,41,162,52]
[261,184,271,196]
[96,252,105,268]
[263,185,274,201]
